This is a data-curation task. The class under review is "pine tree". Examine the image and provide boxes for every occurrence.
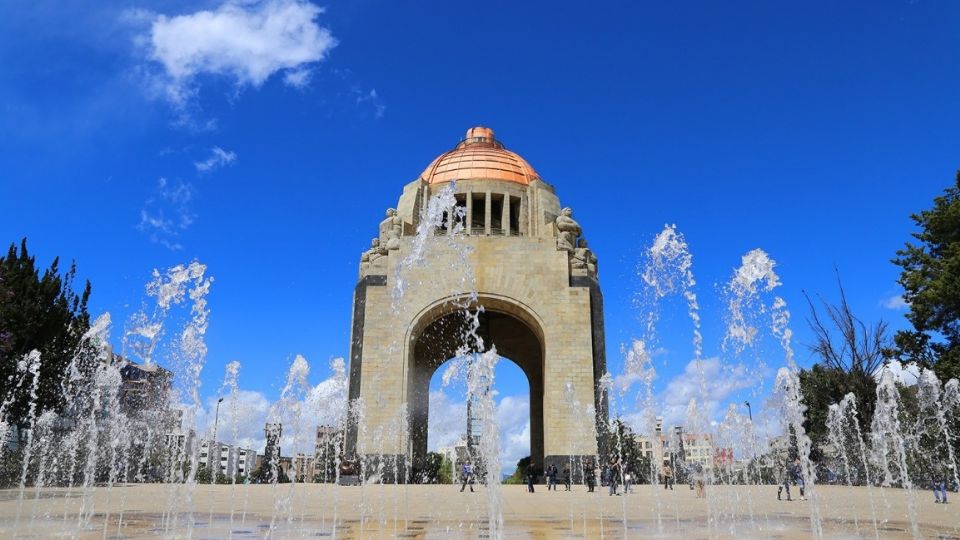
[0,239,91,432]
[893,172,960,381]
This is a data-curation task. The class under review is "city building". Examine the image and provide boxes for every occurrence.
[237,448,257,478]
[634,418,734,474]
[291,453,315,483]
[118,358,173,416]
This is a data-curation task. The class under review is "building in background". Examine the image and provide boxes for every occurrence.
[634,418,734,476]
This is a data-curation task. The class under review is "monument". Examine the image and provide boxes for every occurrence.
[346,126,607,480]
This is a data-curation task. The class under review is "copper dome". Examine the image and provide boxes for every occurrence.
[418,126,541,185]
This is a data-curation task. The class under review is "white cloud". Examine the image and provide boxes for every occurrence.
[657,357,755,429]
[882,295,909,310]
[195,357,348,455]
[200,389,272,451]
[139,0,337,107]
[427,390,466,451]
[875,360,920,386]
[428,390,530,471]
[354,87,385,118]
[283,67,312,89]
[496,395,531,471]
[194,146,237,172]
[138,177,195,250]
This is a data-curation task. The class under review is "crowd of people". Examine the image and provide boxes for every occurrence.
[459,458,952,505]
[511,458,710,497]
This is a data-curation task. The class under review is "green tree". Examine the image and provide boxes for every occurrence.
[438,454,453,484]
[503,456,531,485]
[600,418,651,483]
[412,451,445,483]
[0,239,91,432]
[893,171,960,381]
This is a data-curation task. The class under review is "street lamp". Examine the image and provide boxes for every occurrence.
[213,397,224,443]
[744,400,757,484]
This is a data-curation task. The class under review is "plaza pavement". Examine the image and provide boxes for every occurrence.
[0,483,956,538]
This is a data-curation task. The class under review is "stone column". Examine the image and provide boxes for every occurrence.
[518,196,526,236]
[502,193,511,236]
[466,190,473,235]
[485,191,492,235]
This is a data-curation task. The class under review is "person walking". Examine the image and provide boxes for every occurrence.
[933,465,948,504]
[526,462,537,493]
[607,458,620,496]
[546,464,558,491]
[777,460,792,501]
[662,463,674,490]
[623,465,633,494]
[586,463,596,493]
[460,460,474,493]
[563,464,572,491]
[693,462,705,499]
[793,458,806,501]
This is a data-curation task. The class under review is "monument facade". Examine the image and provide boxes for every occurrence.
[347,126,607,478]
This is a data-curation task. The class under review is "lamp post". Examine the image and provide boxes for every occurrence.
[213,397,224,443]
[744,400,756,484]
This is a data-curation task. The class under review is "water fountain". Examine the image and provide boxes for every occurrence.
[2,129,960,539]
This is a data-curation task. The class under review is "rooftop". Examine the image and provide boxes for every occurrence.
[418,126,541,186]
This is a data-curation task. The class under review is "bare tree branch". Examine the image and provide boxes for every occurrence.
[804,270,889,375]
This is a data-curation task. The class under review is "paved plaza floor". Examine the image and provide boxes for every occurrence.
[0,483,956,538]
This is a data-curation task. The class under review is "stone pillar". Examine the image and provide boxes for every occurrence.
[518,196,525,236]
[466,190,473,235]
[484,191,492,235]
[502,193,511,236]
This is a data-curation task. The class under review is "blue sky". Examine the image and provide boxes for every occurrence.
[2,1,958,463]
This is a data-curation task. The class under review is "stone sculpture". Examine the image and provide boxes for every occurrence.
[380,208,403,250]
[360,238,387,276]
[572,238,598,277]
[555,207,581,251]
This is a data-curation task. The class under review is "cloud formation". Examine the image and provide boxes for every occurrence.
[657,357,755,429]
[882,295,908,310]
[194,146,237,172]
[428,389,531,471]
[140,0,337,107]
[875,360,920,386]
[195,357,348,454]
[138,177,195,250]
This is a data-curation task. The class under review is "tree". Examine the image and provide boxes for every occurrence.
[893,171,960,381]
[600,418,651,484]
[503,456,531,485]
[799,278,889,454]
[0,239,91,431]
[438,455,453,484]
[412,451,446,484]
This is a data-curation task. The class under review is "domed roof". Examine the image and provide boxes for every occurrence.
[418,126,541,186]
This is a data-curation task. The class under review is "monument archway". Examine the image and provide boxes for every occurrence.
[346,126,607,482]
[406,295,546,471]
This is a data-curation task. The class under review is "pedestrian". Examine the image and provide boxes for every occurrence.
[623,465,633,494]
[777,460,792,501]
[563,464,572,491]
[526,462,537,493]
[586,463,596,493]
[933,465,948,504]
[460,460,474,493]
[607,458,620,496]
[693,462,705,499]
[793,458,806,501]
[662,463,674,490]
[546,463,558,491]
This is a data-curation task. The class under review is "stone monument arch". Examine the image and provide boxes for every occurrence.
[346,126,607,480]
